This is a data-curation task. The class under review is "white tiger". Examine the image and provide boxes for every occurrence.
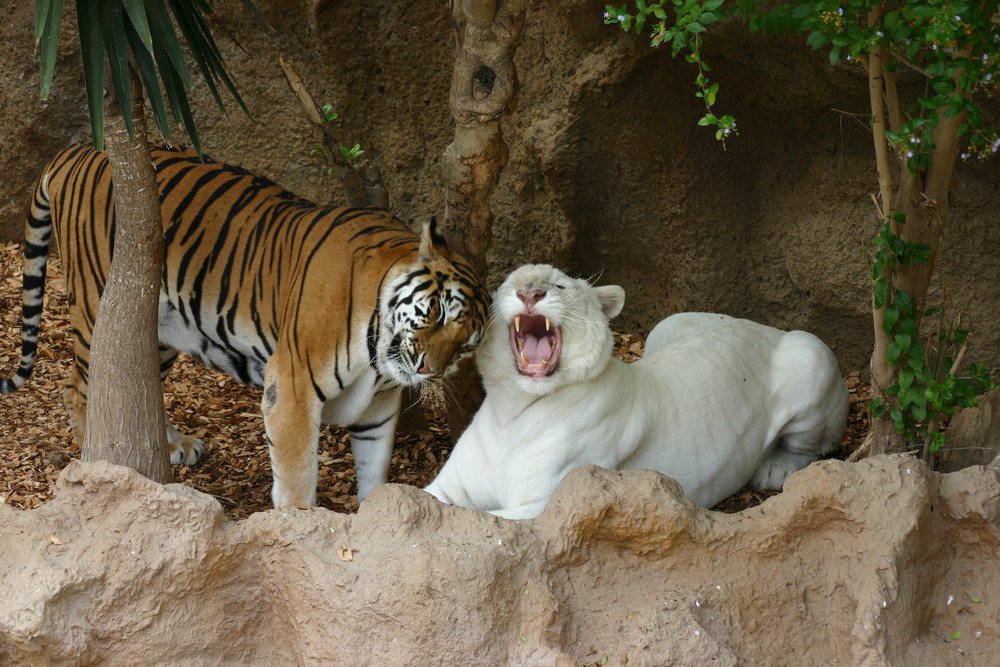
[424,264,849,519]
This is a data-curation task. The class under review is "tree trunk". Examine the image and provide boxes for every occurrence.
[81,71,171,483]
[865,8,967,457]
[440,0,525,438]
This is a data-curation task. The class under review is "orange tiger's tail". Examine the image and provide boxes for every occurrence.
[1,174,53,393]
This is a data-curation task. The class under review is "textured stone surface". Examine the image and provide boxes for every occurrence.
[1,456,998,665]
[2,2,999,372]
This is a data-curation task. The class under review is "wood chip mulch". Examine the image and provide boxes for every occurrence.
[0,241,868,519]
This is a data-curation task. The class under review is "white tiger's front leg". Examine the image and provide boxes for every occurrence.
[261,361,324,508]
[345,387,403,502]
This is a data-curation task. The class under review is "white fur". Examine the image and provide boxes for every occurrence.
[425,264,849,519]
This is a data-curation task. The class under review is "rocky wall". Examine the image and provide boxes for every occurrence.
[2,1,998,372]
[1,457,998,664]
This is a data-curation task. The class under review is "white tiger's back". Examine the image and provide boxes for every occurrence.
[634,312,848,505]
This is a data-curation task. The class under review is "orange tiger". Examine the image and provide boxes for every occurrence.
[1,142,489,508]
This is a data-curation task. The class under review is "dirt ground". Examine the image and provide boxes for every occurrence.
[0,240,870,518]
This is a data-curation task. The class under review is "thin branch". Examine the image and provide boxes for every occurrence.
[887,49,930,79]
[867,5,895,217]
[278,56,389,208]
[881,59,905,135]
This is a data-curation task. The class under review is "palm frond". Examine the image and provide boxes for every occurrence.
[35,0,65,100]
[36,0,265,153]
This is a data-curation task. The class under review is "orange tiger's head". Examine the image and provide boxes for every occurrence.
[375,219,489,386]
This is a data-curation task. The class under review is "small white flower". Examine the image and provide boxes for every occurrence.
[905,151,914,159]
[838,7,844,15]
[961,152,970,160]
[603,11,609,19]
[876,31,884,37]
[617,14,626,22]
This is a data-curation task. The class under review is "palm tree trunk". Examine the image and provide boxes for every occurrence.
[81,70,170,483]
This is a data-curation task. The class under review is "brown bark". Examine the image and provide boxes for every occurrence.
[440,0,525,438]
[441,0,524,270]
[81,72,171,483]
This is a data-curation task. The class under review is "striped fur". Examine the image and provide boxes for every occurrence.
[1,142,489,508]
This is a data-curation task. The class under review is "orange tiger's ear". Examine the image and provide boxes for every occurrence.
[419,217,455,263]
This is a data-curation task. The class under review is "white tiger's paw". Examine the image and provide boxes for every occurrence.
[168,434,206,466]
[750,450,818,490]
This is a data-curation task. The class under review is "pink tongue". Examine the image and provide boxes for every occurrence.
[522,333,551,362]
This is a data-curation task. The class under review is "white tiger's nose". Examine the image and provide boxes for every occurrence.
[517,289,545,308]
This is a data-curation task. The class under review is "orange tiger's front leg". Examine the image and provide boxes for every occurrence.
[261,358,323,509]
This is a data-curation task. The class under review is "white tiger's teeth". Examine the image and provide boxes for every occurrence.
[520,352,528,366]
[545,318,551,332]
[540,359,548,367]
[515,315,521,333]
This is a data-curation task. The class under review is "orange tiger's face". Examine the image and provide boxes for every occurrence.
[376,260,488,386]
[375,223,489,386]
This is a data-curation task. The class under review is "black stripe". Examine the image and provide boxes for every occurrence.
[349,415,394,433]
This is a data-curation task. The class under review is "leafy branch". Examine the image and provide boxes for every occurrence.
[604,0,736,143]
[605,0,1000,459]
[869,221,994,459]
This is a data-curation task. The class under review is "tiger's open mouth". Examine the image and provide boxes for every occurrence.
[510,314,561,378]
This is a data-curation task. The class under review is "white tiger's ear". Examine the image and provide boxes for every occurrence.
[419,217,454,262]
[595,285,625,319]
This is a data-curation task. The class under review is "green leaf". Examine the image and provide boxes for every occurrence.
[144,0,193,89]
[895,332,912,357]
[890,406,904,429]
[122,0,153,55]
[98,1,136,140]
[75,0,105,148]
[886,340,902,366]
[705,82,718,106]
[897,314,917,337]
[899,367,914,391]
[34,0,51,39]
[36,0,65,100]
[882,304,899,334]
[171,1,252,118]
[874,277,889,309]
[125,19,171,143]
[806,30,826,50]
[894,290,915,316]
[234,0,269,26]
